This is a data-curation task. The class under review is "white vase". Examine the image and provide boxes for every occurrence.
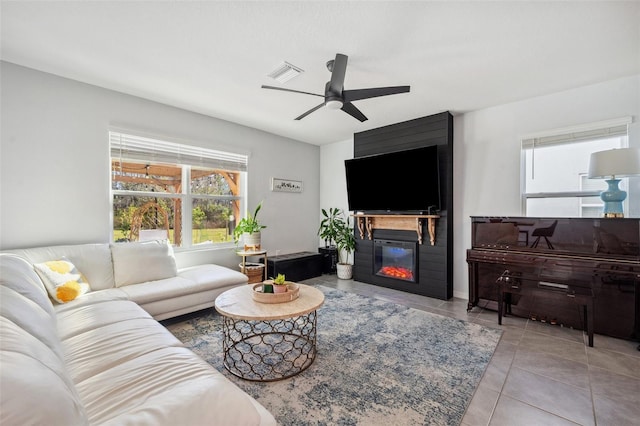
[336,263,353,280]
[243,231,261,250]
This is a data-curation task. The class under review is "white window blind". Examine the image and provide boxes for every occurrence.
[109,131,248,172]
[521,117,631,149]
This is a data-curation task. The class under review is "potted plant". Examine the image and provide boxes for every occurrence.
[317,207,343,273]
[272,273,288,293]
[233,201,267,250]
[318,207,343,247]
[334,214,356,280]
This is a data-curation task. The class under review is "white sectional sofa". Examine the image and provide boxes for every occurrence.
[0,241,276,425]
[5,240,248,320]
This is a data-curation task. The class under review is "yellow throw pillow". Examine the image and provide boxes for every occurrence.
[34,257,91,303]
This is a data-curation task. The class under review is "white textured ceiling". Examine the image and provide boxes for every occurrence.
[1,1,639,145]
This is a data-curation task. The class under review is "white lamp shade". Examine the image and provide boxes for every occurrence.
[588,147,640,179]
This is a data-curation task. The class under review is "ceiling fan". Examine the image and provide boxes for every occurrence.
[261,53,410,122]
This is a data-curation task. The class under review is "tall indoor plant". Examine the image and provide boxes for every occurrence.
[233,201,267,250]
[317,207,343,273]
[334,213,356,279]
[317,207,342,247]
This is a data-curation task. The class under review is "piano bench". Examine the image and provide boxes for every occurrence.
[496,271,594,347]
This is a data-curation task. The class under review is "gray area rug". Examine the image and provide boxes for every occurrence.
[165,285,502,426]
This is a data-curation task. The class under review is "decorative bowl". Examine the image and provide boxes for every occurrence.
[252,281,299,304]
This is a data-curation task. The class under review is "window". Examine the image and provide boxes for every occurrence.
[521,117,632,217]
[110,131,248,248]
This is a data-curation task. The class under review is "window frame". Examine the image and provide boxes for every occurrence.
[109,130,248,251]
[519,117,632,217]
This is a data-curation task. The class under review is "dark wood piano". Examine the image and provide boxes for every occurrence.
[467,216,640,345]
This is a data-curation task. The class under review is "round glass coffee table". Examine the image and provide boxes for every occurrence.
[214,283,324,382]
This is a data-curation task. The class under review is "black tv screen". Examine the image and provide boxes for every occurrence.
[345,145,441,213]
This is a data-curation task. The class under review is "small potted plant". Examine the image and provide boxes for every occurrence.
[334,213,356,279]
[233,201,267,250]
[272,273,288,293]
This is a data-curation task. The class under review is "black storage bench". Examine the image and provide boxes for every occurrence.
[259,252,323,282]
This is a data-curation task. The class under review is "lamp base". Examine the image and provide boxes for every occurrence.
[600,178,626,218]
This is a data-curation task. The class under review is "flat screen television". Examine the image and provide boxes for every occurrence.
[345,145,441,213]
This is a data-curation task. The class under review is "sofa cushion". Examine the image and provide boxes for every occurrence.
[117,276,201,305]
[0,254,63,357]
[1,346,89,426]
[119,264,247,306]
[62,316,184,384]
[139,289,223,321]
[4,244,115,291]
[110,240,178,287]
[178,263,249,287]
[34,257,91,303]
[56,299,153,341]
[53,287,129,315]
[75,346,263,425]
[1,285,64,359]
[0,254,55,318]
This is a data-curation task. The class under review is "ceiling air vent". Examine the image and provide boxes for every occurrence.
[267,61,303,84]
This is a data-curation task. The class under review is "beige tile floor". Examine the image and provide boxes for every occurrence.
[303,275,640,426]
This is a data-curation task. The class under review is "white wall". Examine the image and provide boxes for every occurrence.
[320,74,640,300]
[318,138,353,238]
[0,62,321,269]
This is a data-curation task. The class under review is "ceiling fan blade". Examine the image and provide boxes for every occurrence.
[328,53,348,95]
[341,102,368,122]
[294,102,325,120]
[261,85,324,98]
[343,86,410,102]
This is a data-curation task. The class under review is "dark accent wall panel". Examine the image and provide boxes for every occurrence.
[352,111,453,299]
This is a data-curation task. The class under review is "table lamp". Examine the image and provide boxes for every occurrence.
[588,147,640,218]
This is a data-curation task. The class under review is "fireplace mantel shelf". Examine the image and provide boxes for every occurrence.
[353,214,440,245]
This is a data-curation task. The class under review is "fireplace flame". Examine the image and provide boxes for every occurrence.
[379,266,414,280]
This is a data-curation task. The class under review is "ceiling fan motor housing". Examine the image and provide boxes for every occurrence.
[324,81,343,109]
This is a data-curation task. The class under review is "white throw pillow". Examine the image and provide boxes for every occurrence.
[33,257,91,303]
[110,240,178,287]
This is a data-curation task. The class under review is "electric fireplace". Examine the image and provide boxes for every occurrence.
[373,239,417,283]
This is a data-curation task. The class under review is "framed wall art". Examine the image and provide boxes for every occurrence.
[271,178,303,193]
